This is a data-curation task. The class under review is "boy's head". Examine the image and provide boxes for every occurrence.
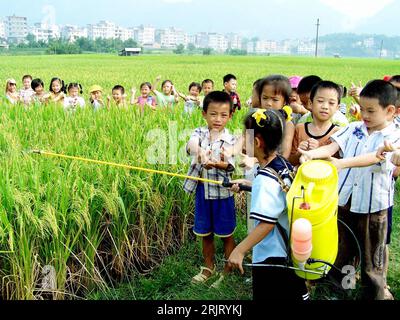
[202,79,214,96]
[390,75,400,89]
[189,82,202,97]
[310,81,341,122]
[223,74,237,93]
[22,75,33,90]
[112,85,125,102]
[360,80,397,131]
[203,91,233,131]
[31,78,44,94]
[297,75,322,110]
[140,82,152,96]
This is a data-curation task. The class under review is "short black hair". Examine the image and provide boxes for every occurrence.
[297,75,323,95]
[390,75,400,83]
[223,74,237,84]
[112,85,125,95]
[203,91,232,113]
[202,79,214,87]
[161,80,173,88]
[244,109,285,159]
[256,75,292,105]
[360,80,398,108]
[140,82,152,90]
[31,78,44,90]
[310,81,342,104]
[22,75,32,81]
[189,82,202,93]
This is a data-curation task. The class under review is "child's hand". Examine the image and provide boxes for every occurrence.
[328,157,344,171]
[228,248,245,275]
[107,95,111,102]
[156,75,162,82]
[349,82,363,99]
[376,140,397,160]
[229,179,252,193]
[131,87,136,95]
[239,154,259,170]
[308,138,320,150]
[298,148,314,164]
[203,160,216,170]
[299,141,310,151]
[350,103,360,116]
[197,148,211,165]
[391,151,400,166]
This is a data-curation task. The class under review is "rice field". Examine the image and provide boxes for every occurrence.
[0,54,399,300]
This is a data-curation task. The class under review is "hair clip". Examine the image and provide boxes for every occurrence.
[282,106,293,123]
[252,109,269,127]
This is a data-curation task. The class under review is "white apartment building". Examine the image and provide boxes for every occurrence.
[0,20,5,39]
[133,26,156,46]
[115,27,133,41]
[30,23,60,43]
[226,33,243,50]
[195,32,209,48]
[61,25,88,42]
[5,15,28,43]
[156,27,186,48]
[247,40,278,54]
[87,20,116,40]
[207,33,228,52]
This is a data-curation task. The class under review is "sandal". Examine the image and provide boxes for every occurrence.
[210,274,225,289]
[192,266,216,284]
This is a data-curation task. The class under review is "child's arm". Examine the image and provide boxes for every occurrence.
[106,95,111,109]
[172,85,180,103]
[281,121,295,160]
[228,223,275,274]
[130,88,137,105]
[298,142,341,163]
[329,152,382,171]
[151,75,162,94]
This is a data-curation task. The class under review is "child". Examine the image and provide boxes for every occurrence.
[130,82,157,113]
[390,75,400,89]
[64,83,86,111]
[289,81,341,167]
[107,85,127,109]
[151,76,179,108]
[5,79,19,105]
[89,85,104,111]
[289,76,308,124]
[19,75,35,105]
[202,79,214,96]
[246,79,262,108]
[31,78,49,105]
[184,91,236,288]
[297,75,349,127]
[299,80,400,300]
[223,74,241,113]
[228,109,309,301]
[178,82,202,114]
[49,77,66,104]
[256,75,295,160]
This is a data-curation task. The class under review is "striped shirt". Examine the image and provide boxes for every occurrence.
[183,127,236,200]
[331,121,400,214]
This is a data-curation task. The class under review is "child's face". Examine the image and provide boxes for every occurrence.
[202,83,214,96]
[69,87,79,98]
[34,85,44,95]
[112,89,123,102]
[360,97,395,132]
[91,91,102,100]
[224,79,237,93]
[189,86,200,97]
[290,89,301,105]
[52,81,62,94]
[202,102,231,132]
[141,86,150,97]
[162,82,173,95]
[23,78,32,90]
[299,92,312,111]
[260,85,286,111]
[8,82,17,93]
[251,86,260,108]
[311,88,339,122]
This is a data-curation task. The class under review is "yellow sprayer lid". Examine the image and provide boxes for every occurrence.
[300,160,334,183]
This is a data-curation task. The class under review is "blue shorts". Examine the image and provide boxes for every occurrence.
[194,183,236,238]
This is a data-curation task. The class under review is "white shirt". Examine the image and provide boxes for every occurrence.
[19,88,35,104]
[63,96,86,111]
[331,121,400,214]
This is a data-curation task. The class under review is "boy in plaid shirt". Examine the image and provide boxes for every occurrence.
[184,91,237,288]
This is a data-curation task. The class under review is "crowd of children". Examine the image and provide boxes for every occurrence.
[3,70,400,301]
[182,73,400,301]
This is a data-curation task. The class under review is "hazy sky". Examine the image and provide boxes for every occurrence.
[0,0,398,39]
